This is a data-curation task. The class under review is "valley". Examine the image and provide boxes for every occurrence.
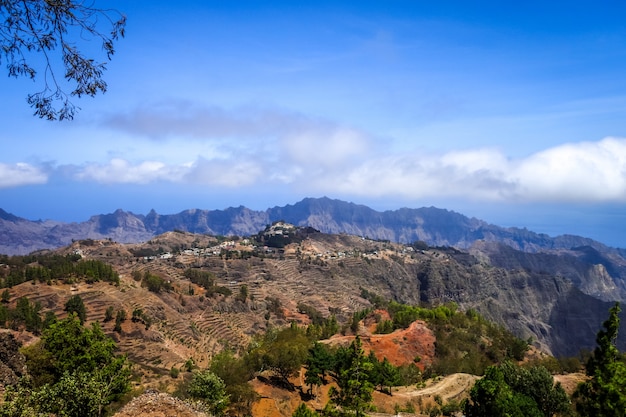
[0,223,621,416]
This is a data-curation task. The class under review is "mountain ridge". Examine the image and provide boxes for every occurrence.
[1,197,620,256]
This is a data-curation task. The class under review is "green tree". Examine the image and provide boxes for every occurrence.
[464,365,538,417]
[209,350,257,416]
[10,296,42,333]
[305,342,334,395]
[114,309,126,333]
[464,361,570,417]
[293,403,320,417]
[321,314,340,339]
[328,336,374,417]
[142,271,171,293]
[7,315,130,417]
[375,319,394,334]
[42,310,57,329]
[236,284,249,303]
[0,1,126,120]
[187,370,229,416]
[573,302,626,417]
[38,315,128,384]
[65,294,87,324]
[500,362,570,417]
[249,326,310,388]
[374,357,400,395]
[104,306,114,322]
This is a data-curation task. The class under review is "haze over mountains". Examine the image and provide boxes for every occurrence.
[1,197,622,256]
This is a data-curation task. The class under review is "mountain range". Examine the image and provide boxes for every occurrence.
[2,197,626,358]
[2,196,623,255]
[2,198,626,303]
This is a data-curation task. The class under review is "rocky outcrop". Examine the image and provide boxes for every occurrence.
[0,332,26,385]
[113,390,209,417]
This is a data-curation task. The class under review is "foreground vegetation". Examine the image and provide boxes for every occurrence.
[1,315,130,417]
[0,251,624,417]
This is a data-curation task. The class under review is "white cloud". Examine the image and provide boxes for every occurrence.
[73,157,264,188]
[316,151,515,201]
[184,157,264,187]
[24,101,626,205]
[308,137,626,203]
[56,137,626,204]
[513,137,626,201]
[75,159,187,184]
[0,163,48,188]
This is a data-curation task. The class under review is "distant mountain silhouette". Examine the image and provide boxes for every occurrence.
[3,197,626,355]
[0,197,621,255]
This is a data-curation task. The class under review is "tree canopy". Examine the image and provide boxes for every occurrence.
[573,302,626,417]
[3,315,130,417]
[64,294,86,324]
[328,336,374,417]
[464,361,570,417]
[0,0,126,120]
[187,370,229,416]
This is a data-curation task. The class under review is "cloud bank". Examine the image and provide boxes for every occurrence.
[19,137,623,204]
[3,103,626,205]
[0,163,48,188]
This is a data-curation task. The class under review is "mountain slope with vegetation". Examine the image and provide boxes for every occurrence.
[3,199,626,308]
[0,228,623,360]
[0,227,623,417]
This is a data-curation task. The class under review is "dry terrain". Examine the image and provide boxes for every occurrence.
[0,230,589,416]
[9,231,434,380]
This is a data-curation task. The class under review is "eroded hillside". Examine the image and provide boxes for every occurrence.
[1,227,623,375]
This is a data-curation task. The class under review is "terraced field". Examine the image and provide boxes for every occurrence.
[6,231,429,384]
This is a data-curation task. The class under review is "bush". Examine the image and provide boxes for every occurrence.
[187,370,229,416]
[142,271,171,293]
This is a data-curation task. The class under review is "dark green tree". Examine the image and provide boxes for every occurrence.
[464,361,570,417]
[321,314,339,339]
[374,357,400,395]
[328,336,374,417]
[42,310,56,329]
[104,306,114,322]
[64,294,87,324]
[305,342,334,395]
[573,302,626,417]
[0,1,126,120]
[10,296,42,334]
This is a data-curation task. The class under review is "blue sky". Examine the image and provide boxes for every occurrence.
[2,1,626,247]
